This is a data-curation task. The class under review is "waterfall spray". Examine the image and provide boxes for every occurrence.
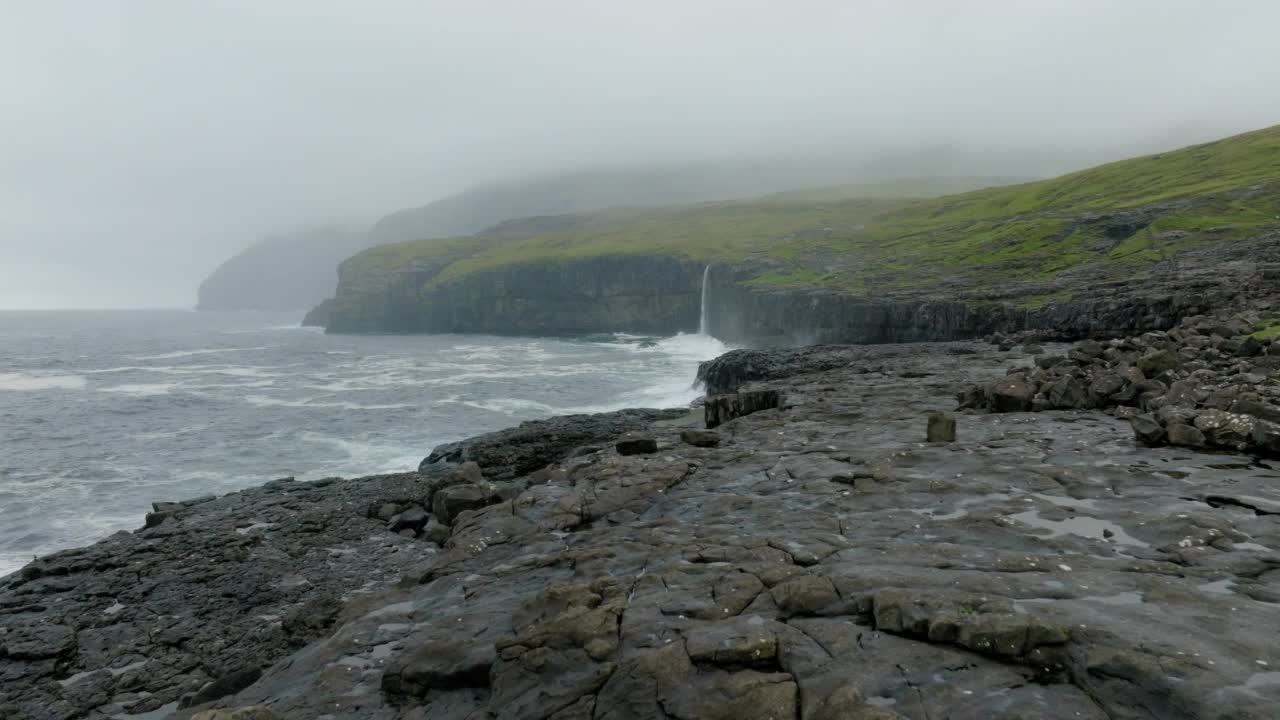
[699,265,711,336]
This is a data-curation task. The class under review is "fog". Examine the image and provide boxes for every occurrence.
[2,1,1278,309]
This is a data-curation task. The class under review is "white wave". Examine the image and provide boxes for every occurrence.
[86,364,283,379]
[295,432,422,476]
[649,332,728,361]
[183,379,275,390]
[451,397,563,416]
[242,394,415,411]
[0,372,87,392]
[210,366,284,378]
[219,325,322,334]
[98,382,179,396]
[131,346,267,360]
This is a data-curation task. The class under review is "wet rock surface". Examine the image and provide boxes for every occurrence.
[961,313,1280,458]
[422,409,687,481]
[4,341,1280,719]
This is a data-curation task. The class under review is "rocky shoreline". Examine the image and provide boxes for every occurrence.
[4,329,1280,719]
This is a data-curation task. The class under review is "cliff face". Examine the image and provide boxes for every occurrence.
[325,255,705,335]
[321,239,1272,344]
[698,264,1235,346]
[316,126,1280,341]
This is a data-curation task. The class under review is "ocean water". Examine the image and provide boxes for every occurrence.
[0,310,726,577]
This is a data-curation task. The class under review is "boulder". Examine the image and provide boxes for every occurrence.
[1251,420,1280,454]
[1203,389,1238,411]
[680,429,722,448]
[705,389,784,429]
[1088,372,1127,405]
[616,435,659,456]
[388,505,429,533]
[1232,398,1280,424]
[433,485,498,525]
[1046,376,1090,409]
[1166,423,1207,448]
[1156,404,1198,427]
[1162,380,1202,407]
[956,384,987,410]
[1194,410,1255,450]
[423,518,451,546]
[1129,414,1166,446]
[926,411,956,442]
[1137,349,1180,376]
[1077,339,1105,357]
[1036,355,1065,370]
[989,377,1035,413]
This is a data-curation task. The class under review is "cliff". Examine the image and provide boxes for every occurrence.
[198,165,1002,313]
[317,124,1280,342]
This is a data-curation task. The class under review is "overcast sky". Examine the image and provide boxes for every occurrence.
[2,1,1278,308]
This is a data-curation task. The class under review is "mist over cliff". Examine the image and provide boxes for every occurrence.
[197,153,1035,313]
[196,226,367,311]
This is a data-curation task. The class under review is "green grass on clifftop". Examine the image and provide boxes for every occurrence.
[342,125,1280,300]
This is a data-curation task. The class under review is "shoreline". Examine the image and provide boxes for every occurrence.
[3,328,1279,719]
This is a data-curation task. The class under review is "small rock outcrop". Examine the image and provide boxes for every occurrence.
[615,435,659,456]
[422,408,686,480]
[926,411,956,442]
[959,314,1280,456]
[705,389,784,429]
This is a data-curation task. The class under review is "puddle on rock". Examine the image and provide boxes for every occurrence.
[114,702,179,720]
[1246,672,1280,689]
[911,493,1010,521]
[1009,510,1150,548]
[1198,579,1236,596]
[1032,493,1100,510]
[1080,591,1144,606]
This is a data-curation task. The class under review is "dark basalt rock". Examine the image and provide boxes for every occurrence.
[388,505,428,533]
[615,435,658,456]
[185,668,263,708]
[989,377,1033,412]
[704,389,784,428]
[422,408,686,480]
[1129,414,1166,445]
[4,338,1280,719]
[926,411,956,442]
[1167,422,1207,448]
[963,313,1280,458]
[680,429,722,447]
[381,640,495,696]
[697,346,865,394]
[433,484,498,525]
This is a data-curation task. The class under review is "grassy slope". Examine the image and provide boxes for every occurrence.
[343,125,1280,302]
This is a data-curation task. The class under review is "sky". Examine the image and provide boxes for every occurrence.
[2,1,1279,309]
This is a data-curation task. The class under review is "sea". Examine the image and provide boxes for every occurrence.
[0,310,727,577]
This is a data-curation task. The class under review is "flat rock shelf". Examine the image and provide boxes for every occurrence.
[2,340,1278,719]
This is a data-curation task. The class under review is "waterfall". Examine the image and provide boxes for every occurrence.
[698,265,711,336]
